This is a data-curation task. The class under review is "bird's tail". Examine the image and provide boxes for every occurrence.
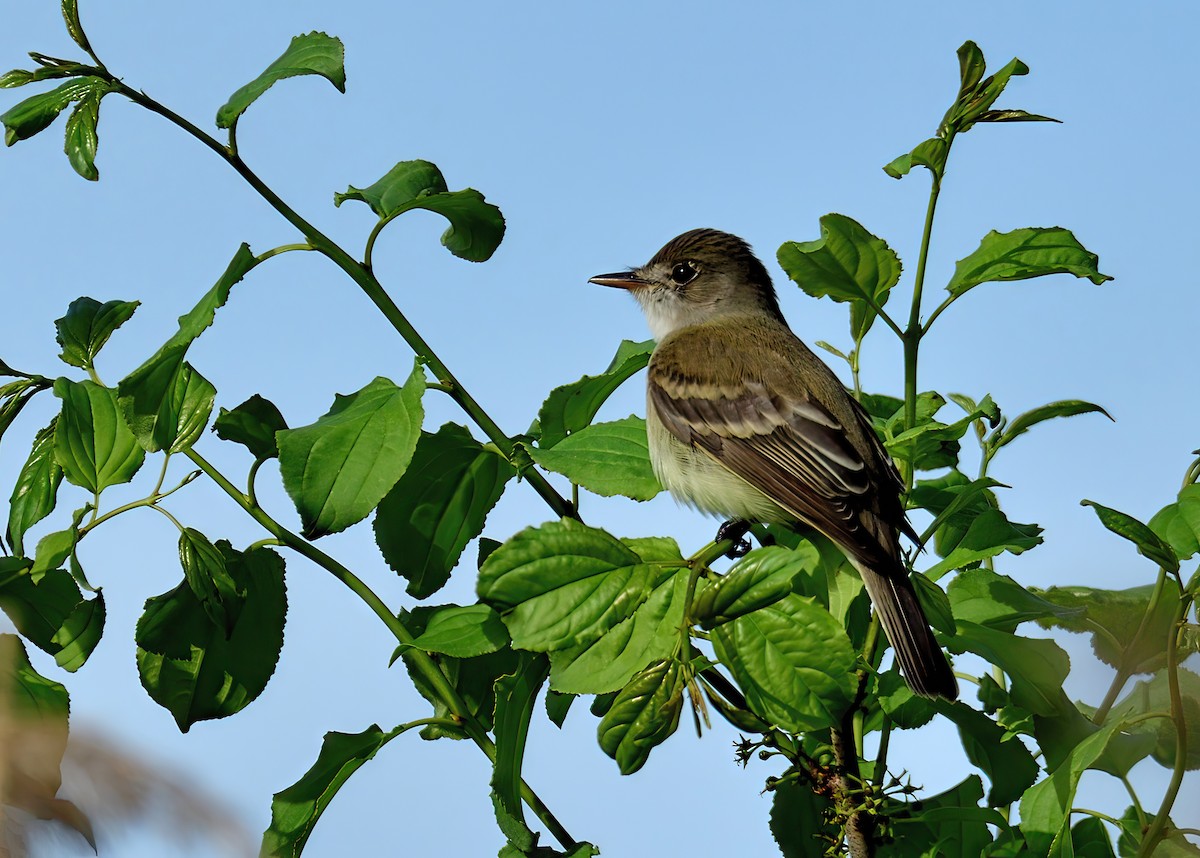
[852,560,958,700]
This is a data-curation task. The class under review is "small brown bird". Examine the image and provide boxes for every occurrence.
[591,228,957,699]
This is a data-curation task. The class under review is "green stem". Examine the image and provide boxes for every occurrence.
[183,448,577,848]
[873,717,892,788]
[1072,808,1124,827]
[1137,595,1192,858]
[109,80,575,522]
[255,243,314,263]
[78,468,199,535]
[1121,774,1147,830]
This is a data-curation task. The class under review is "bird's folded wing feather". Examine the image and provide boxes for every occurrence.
[649,373,894,565]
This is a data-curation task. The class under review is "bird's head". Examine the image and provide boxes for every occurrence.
[590,228,783,340]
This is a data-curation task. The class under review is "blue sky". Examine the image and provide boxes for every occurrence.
[2,2,1197,855]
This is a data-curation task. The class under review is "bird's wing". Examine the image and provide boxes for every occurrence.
[648,371,896,565]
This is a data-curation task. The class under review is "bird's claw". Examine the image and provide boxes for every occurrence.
[716,520,752,559]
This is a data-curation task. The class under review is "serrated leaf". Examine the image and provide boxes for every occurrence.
[777,214,900,339]
[711,594,856,733]
[374,423,515,599]
[996,400,1112,451]
[216,32,345,129]
[7,419,63,555]
[536,339,654,448]
[0,77,105,145]
[528,415,661,501]
[178,527,239,634]
[1036,580,1184,675]
[54,297,139,370]
[136,545,286,731]
[29,526,77,582]
[923,507,1043,580]
[948,568,1084,632]
[477,519,656,652]
[63,86,102,180]
[770,771,838,856]
[279,368,425,539]
[405,604,509,658]
[61,0,93,55]
[117,244,257,452]
[693,544,819,629]
[1149,484,1200,562]
[935,700,1039,806]
[334,160,505,262]
[0,567,82,656]
[1083,500,1178,573]
[597,658,684,774]
[51,589,104,672]
[947,227,1112,298]
[212,394,288,461]
[261,725,400,858]
[549,566,688,695]
[948,621,1069,716]
[53,378,144,493]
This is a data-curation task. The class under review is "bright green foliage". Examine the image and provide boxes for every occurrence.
[1,20,1194,858]
[216,32,345,129]
[528,415,661,501]
[335,159,505,262]
[279,368,425,539]
[374,422,515,597]
[136,544,287,731]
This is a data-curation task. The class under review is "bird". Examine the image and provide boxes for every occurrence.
[589,228,957,700]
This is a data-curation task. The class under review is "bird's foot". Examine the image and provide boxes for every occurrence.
[716,519,752,559]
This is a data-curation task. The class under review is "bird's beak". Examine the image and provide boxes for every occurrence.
[588,271,649,291]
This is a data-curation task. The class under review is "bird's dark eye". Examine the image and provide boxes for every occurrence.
[670,261,698,285]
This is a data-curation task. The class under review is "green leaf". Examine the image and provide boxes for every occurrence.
[406,604,509,658]
[0,567,82,655]
[545,690,574,728]
[53,378,144,493]
[597,658,684,774]
[947,227,1112,298]
[1020,723,1124,856]
[178,527,239,634]
[117,243,258,451]
[63,86,102,180]
[279,367,425,539]
[51,589,104,672]
[1106,668,1200,772]
[943,45,1036,134]
[877,668,936,729]
[1117,806,1200,857]
[935,700,1039,806]
[1149,484,1200,562]
[7,419,63,556]
[770,771,838,857]
[948,621,1070,716]
[136,545,286,731]
[777,214,900,339]
[527,415,661,501]
[334,160,504,262]
[61,0,93,54]
[912,570,956,634]
[995,400,1113,451]
[711,594,856,733]
[1082,500,1179,574]
[374,423,515,598]
[212,394,288,461]
[1068,817,1116,858]
[1035,580,1184,674]
[54,297,139,370]
[923,508,1043,580]
[261,725,399,858]
[885,396,997,473]
[216,32,345,129]
[892,775,996,858]
[0,77,105,145]
[883,136,949,179]
[0,379,47,448]
[949,568,1084,633]
[30,525,77,582]
[549,566,688,695]
[477,519,657,652]
[692,544,819,629]
[536,339,655,448]
[491,654,550,845]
